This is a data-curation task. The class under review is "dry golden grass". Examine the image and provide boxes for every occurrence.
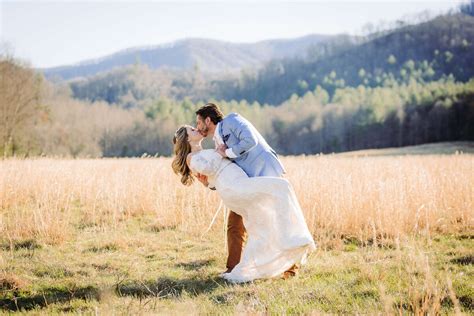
[0,153,473,314]
[1,154,472,247]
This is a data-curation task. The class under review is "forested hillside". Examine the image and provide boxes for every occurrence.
[218,14,474,105]
[2,10,474,158]
[64,14,474,109]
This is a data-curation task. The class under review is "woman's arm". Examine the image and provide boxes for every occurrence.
[187,153,210,187]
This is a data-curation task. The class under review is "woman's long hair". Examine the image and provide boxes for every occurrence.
[172,126,194,185]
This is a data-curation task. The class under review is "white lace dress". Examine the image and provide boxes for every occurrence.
[190,149,316,283]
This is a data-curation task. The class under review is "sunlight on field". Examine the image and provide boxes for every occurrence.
[1,154,472,246]
[0,154,473,314]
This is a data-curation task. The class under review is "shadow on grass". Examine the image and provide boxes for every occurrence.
[147,224,178,233]
[441,295,474,310]
[175,259,216,271]
[450,255,474,266]
[396,294,474,312]
[455,234,474,240]
[85,243,119,253]
[116,275,225,299]
[212,288,260,306]
[0,239,42,251]
[0,285,100,311]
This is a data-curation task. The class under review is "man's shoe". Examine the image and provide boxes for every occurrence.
[282,270,297,280]
[282,264,299,280]
[219,268,233,278]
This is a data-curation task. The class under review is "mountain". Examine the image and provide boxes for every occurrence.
[40,34,338,81]
[57,13,474,108]
[220,13,474,105]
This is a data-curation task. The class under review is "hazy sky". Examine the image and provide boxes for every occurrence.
[0,0,466,68]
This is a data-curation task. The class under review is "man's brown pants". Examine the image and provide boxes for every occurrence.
[226,211,247,270]
[226,211,298,275]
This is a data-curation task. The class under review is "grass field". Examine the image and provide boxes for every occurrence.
[0,143,473,314]
[336,141,474,157]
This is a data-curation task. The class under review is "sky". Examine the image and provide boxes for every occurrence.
[0,0,467,68]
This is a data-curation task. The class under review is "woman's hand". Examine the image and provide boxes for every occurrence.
[216,144,228,157]
[196,173,209,187]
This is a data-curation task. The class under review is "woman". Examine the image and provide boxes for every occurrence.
[172,125,316,283]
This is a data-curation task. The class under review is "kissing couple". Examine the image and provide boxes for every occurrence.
[172,103,316,283]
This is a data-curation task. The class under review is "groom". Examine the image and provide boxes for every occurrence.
[195,103,298,278]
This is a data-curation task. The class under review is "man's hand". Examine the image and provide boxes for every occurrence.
[196,173,209,187]
[216,144,228,157]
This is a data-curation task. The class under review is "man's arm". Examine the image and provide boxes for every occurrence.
[219,115,258,158]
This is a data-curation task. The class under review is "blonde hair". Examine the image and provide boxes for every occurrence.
[172,126,194,185]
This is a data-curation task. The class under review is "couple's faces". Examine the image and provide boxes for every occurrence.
[196,115,210,137]
[186,125,203,142]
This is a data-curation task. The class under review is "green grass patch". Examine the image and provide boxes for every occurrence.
[1,219,472,314]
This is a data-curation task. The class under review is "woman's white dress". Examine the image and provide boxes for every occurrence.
[190,149,316,283]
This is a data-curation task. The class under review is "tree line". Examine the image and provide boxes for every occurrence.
[2,52,473,158]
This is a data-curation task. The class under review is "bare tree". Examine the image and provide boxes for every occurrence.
[0,56,42,157]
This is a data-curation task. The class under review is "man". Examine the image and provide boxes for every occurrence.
[195,103,298,278]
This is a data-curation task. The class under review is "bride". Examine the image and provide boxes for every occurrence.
[172,125,316,283]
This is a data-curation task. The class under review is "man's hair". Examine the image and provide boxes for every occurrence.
[195,103,224,124]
